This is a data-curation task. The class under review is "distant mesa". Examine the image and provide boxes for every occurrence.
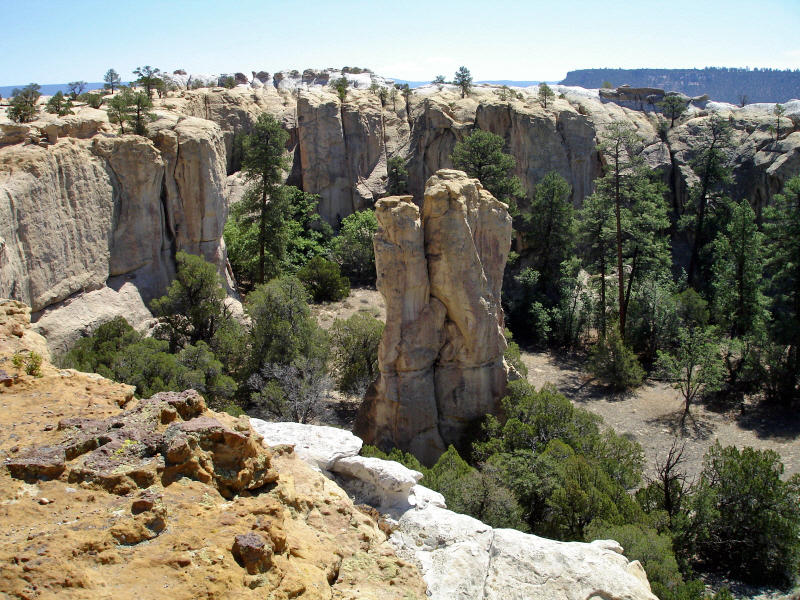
[561,67,800,104]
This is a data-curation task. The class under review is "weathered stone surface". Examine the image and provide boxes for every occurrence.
[332,455,422,511]
[0,112,232,351]
[355,170,512,465]
[0,299,50,359]
[251,420,657,600]
[250,418,363,472]
[390,505,656,600]
[5,389,277,497]
[0,320,427,599]
[232,532,272,574]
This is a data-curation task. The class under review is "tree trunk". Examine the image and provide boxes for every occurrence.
[614,154,625,338]
[258,185,267,284]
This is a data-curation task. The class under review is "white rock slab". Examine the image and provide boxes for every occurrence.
[331,455,422,510]
[249,419,362,471]
[389,503,658,600]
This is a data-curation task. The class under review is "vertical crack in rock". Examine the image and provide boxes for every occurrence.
[481,528,497,600]
[354,169,512,466]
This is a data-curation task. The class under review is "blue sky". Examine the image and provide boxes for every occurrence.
[1,0,798,86]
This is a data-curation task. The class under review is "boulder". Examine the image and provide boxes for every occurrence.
[332,455,422,510]
[354,170,512,465]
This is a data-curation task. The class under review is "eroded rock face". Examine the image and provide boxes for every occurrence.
[0,315,428,599]
[5,389,277,498]
[0,110,231,352]
[354,170,512,465]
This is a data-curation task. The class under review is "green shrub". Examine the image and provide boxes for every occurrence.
[363,444,528,531]
[503,328,528,378]
[78,92,104,108]
[589,326,645,390]
[586,522,689,595]
[689,442,800,585]
[244,275,329,379]
[61,316,140,377]
[297,256,350,303]
[330,313,383,394]
[473,380,645,538]
[330,209,378,286]
[45,91,73,116]
[12,351,42,377]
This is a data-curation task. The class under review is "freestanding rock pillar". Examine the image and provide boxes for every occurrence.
[354,169,513,465]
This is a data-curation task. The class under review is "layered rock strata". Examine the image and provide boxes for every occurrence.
[354,169,512,465]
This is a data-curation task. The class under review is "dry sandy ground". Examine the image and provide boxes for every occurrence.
[524,351,800,480]
[319,288,800,481]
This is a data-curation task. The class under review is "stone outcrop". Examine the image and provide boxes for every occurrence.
[252,419,658,600]
[599,85,709,111]
[354,170,512,465]
[0,307,427,599]
[0,108,231,352]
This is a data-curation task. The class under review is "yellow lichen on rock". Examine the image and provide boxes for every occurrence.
[0,299,427,600]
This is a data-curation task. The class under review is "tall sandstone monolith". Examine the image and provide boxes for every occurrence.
[354,169,513,465]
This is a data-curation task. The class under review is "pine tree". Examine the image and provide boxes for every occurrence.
[107,87,135,134]
[711,199,767,337]
[387,156,409,195]
[538,83,555,108]
[7,84,40,123]
[764,176,800,401]
[104,68,121,93]
[684,115,734,288]
[657,95,687,127]
[579,192,615,337]
[521,172,575,300]
[451,129,524,207]
[133,65,162,98]
[238,113,290,284]
[454,66,472,98]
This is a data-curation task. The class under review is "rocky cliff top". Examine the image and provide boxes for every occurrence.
[0,298,658,599]
[0,299,427,599]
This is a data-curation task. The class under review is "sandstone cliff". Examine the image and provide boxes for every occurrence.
[1,84,797,355]
[0,300,427,599]
[354,170,512,465]
[176,84,799,227]
[0,107,232,353]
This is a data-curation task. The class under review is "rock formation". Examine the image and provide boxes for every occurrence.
[252,419,659,600]
[0,300,427,599]
[2,83,798,355]
[0,107,232,353]
[354,170,512,465]
[178,84,800,227]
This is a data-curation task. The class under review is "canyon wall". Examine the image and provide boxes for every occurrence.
[0,108,231,352]
[1,85,797,354]
[179,86,800,227]
[353,170,512,465]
